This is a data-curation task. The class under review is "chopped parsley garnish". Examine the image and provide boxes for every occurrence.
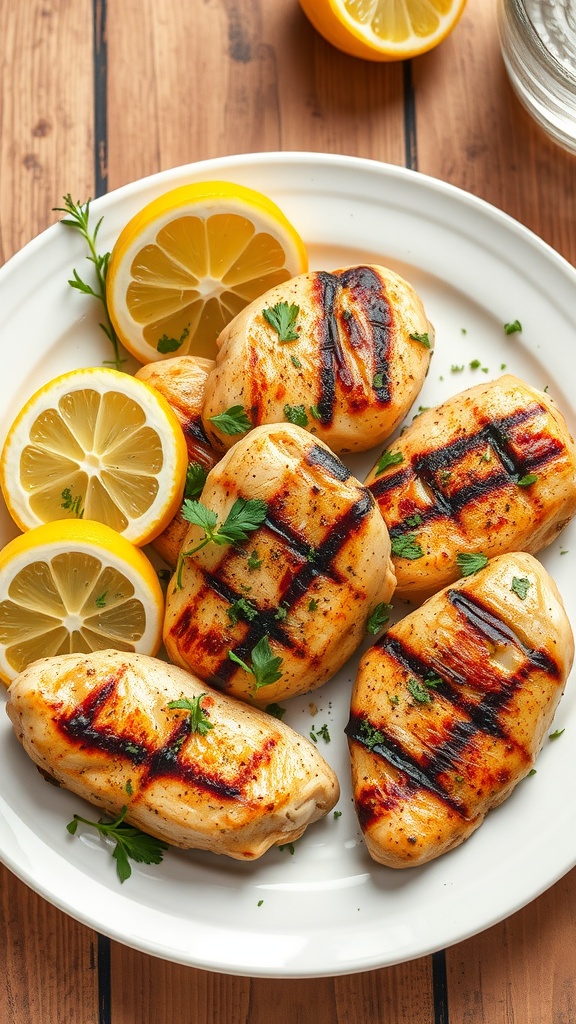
[511,576,531,600]
[310,404,322,420]
[366,602,392,635]
[405,513,423,527]
[209,405,252,435]
[61,486,84,518]
[456,551,489,577]
[284,403,309,427]
[290,354,302,369]
[469,359,481,369]
[359,719,386,750]
[274,603,288,621]
[310,723,331,744]
[125,779,133,796]
[177,497,267,587]
[438,469,452,484]
[94,591,108,608]
[407,677,432,704]
[308,598,319,612]
[66,806,168,883]
[228,635,283,690]
[391,534,424,560]
[549,728,565,740]
[184,462,208,501]
[373,372,384,389]
[375,450,404,476]
[265,702,286,720]
[227,597,259,625]
[247,549,263,571]
[278,842,296,855]
[504,319,522,334]
[333,810,342,819]
[157,325,189,354]
[451,364,465,373]
[517,473,538,487]
[167,693,214,736]
[409,331,431,348]
[263,301,300,342]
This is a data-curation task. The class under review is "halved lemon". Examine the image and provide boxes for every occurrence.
[106,181,309,364]
[0,367,188,545]
[299,0,467,61]
[0,519,164,683]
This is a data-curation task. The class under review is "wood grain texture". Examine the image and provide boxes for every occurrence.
[0,0,94,261]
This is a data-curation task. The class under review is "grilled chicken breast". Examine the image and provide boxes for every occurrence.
[202,265,434,454]
[164,423,396,705]
[136,356,220,566]
[348,551,574,868]
[365,375,576,602]
[6,650,339,860]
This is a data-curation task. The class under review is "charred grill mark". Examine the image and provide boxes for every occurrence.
[184,416,213,450]
[368,402,566,529]
[56,669,277,802]
[345,712,467,815]
[314,268,393,423]
[305,444,351,481]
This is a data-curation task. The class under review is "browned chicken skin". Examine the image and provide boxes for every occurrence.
[6,650,340,860]
[365,375,576,602]
[348,552,574,868]
[202,265,434,454]
[164,423,396,705]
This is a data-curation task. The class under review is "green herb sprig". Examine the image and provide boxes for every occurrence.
[228,635,283,690]
[66,806,168,883]
[209,405,252,436]
[54,195,124,370]
[176,497,267,587]
[167,693,213,736]
[263,301,300,342]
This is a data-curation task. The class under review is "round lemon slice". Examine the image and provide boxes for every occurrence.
[299,0,467,61]
[0,367,188,545]
[0,519,164,683]
[105,180,309,364]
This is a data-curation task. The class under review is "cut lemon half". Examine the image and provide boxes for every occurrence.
[0,367,188,545]
[106,181,309,364]
[299,0,467,61]
[0,519,164,683]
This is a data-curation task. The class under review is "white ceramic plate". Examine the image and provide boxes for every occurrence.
[1,152,575,979]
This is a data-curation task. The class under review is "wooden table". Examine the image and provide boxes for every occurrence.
[1,1,576,1020]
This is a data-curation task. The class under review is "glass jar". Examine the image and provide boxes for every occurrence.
[498,0,576,153]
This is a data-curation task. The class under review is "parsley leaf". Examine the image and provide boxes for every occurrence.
[263,301,300,342]
[177,497,267,586]
[265,702,286,720]
[66,806,168,883]
[209,405,252,435]
[517,473,538,487]
[227,597,258,625]
[310,723,331,743]
[407,677,432,704]
[549,728,565,740]
[157,325,189,354]
[391,534,424,560]
[359,719,386,750]
[284,403,309,427]
[366,602,392,635]
[228,635,283,690]
[167,693,214,736]
[511,576,531,600]
[247,549,263,571]
[504,319,522,334]
[94,591,108,608]
[184,462,208,501]
[456,552,489,577]
[375,450,404,476]
[409,331,431,348]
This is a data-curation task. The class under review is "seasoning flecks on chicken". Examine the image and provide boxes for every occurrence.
[164,423,396,705]
[201,265,434,454]
[136,356,220,566]
[6,650,340,860]
[365,375,576,602]
[347,551,574,868]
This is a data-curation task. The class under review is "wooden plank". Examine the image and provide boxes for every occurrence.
[413,0,576,266]
[110,944,436,1024]
[105,0,405,191]
[446,867,576,1023]
[0,0,95,261]
[0,864,99,1024]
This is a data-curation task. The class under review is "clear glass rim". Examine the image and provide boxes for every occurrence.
[507,0,576,88]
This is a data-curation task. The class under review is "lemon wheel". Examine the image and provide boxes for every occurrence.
[105,180,308,364]
[0,366,188,545]
[299,0,468,61]
[0,519,164,683]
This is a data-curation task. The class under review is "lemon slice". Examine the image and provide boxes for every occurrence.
[0,519,164,683]
[106,181,309,364]
[0,367,188,545]
[299,0,467,61]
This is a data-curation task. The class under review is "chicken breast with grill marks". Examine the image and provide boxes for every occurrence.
[201,265,434,455]
[365,375,576,603]
[347,551,574,868]
[6,650,339,860]
[164,423,396,705]
[136,355,220,567]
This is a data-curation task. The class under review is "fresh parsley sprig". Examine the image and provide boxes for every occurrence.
[176,497,267,586]
[66,806,168,883]
[228,635,283,690]
[167,693,213,736]
[456,551,489,577]
[184,462,209,501]
[209,405,252,436]
[263,301,300,342]
[54,195,124,370]
[366,602,393,635]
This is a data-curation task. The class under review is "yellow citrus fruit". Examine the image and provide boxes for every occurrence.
[0,519,164,683]
[106,181,309,364]
[299,0,467,61]
[0,367,188,546]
